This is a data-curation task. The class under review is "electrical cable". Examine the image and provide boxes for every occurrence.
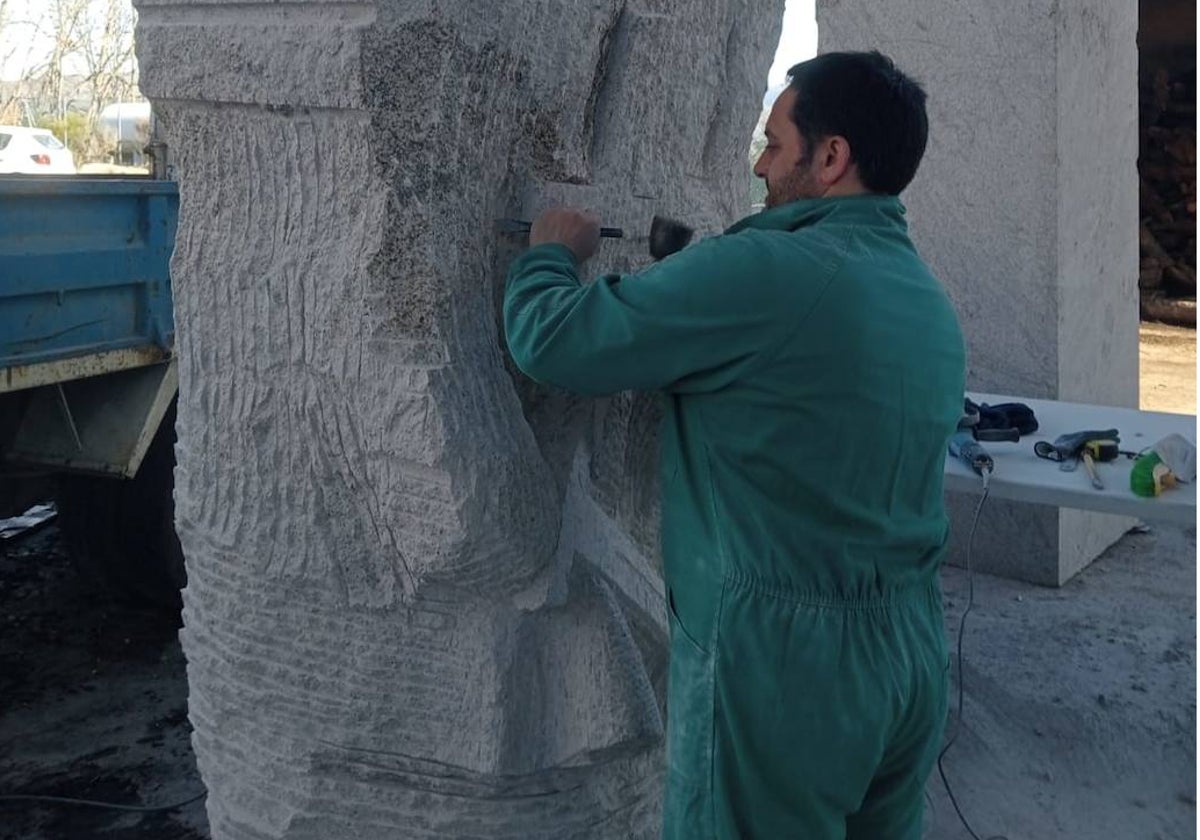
[0,790,205,813]
[937,469,1009,840]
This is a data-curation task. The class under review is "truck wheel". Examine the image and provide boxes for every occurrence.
[58,401,185,611]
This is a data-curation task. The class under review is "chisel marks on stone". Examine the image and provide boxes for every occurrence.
[585,1,629,174]
[142,1,784,835]
[136,7,371,108]
[137,2,376,27]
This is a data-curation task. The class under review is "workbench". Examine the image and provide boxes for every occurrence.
[943,393,1196,526]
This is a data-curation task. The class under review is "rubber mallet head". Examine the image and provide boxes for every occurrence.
[649,216,694,261]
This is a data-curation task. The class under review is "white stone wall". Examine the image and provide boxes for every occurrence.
[134,1,782,836]
[818,0,1140,584]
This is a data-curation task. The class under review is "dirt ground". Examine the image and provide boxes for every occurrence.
[0,324,1194,840]
[1141,322,1197,415]
[0,527,209,839]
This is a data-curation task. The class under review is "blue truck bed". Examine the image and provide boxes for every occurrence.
[0,174,185,597]
[0,176,178,390]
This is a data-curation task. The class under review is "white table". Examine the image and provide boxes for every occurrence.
[943,393,1197,526]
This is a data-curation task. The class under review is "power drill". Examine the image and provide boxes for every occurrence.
[949,399,1037,481]
[949,428,996,479]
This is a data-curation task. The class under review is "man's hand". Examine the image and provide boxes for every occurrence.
[530,207,601,262]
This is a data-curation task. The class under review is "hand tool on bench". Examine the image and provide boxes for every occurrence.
[1080,438,1120,490]
[949,398,1038,479]
[1034,429,1121,489]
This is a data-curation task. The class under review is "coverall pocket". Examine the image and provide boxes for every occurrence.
[663,589,716,838]
[668,588,707,654]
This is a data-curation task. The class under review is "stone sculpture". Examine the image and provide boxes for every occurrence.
[134,2,782,835]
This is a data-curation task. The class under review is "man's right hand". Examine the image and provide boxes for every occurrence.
[530,207,601,263]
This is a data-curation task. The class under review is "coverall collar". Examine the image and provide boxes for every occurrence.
[727,193,908,235]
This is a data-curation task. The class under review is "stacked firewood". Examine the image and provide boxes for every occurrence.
[1139,60,1196,324]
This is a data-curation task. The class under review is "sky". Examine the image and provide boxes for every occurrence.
[3,0,819,90]
[2,0,58,81]
[768,0,819,93]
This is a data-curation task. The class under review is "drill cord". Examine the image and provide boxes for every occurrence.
[937,471,1009,840]
[0,790,205,813]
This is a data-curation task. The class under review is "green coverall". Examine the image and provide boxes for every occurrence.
[504,195,967,839]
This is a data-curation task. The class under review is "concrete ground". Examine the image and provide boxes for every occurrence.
[0,324,1194,839]
[923,322,1196,839]
[928,522,1196,840]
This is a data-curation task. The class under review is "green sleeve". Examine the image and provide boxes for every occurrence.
[503,233,808,396]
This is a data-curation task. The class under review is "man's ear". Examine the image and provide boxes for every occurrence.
[818,136,854,185]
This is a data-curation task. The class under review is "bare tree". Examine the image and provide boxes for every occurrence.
[32,0,90,122]
[1,0,137,159]
[79,0,137,122]
[0,0,36,123]
[0,2,10,70]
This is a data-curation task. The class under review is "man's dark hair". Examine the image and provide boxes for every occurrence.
[786,51,928,195]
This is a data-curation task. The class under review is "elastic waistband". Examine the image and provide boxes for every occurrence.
[722,570,942,612]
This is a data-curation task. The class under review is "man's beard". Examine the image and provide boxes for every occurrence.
[764,156,820,208]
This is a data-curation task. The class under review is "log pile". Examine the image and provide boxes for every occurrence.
[1139,60,1196,325]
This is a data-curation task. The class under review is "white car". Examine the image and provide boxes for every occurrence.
[0,126,76,174]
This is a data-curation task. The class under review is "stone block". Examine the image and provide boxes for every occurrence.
[134,1,783,835]
[818,0,1140,585]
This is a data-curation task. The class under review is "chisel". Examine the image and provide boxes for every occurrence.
[498,219,624,238]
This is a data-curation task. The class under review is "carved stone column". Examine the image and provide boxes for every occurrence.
[134,2,782,835]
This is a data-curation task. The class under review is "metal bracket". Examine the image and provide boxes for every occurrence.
[54,383,84,452]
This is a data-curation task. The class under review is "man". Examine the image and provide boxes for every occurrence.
[504,51,965,839]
